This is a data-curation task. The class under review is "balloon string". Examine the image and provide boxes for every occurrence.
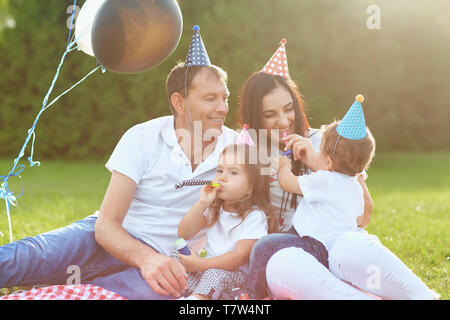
[1,165,24,243]
[42,66,100,112]
[4,200,12,242]
[0,42,100,242]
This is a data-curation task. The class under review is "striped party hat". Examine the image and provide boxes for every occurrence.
[261,39,289,79]
[336,94,367,140]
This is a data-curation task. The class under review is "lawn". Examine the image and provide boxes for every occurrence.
[0,152,449,299]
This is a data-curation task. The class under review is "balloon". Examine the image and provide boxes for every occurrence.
[91,0,183,74]
[74,0,107,57]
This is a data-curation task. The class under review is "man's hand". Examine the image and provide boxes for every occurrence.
[140,253,188,298]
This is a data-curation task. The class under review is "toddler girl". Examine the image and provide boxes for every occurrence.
[177,143,277,300]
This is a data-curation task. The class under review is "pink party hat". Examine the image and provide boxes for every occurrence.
[236,124,255,146]
[261,39,290,79]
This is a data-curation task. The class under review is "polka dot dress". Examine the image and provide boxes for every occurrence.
[171,250,247,300]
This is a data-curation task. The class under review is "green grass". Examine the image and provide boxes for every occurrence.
[1,152,449,299]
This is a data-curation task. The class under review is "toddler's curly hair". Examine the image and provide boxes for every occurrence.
[321,121,376,176]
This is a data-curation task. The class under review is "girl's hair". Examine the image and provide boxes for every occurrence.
[321,122,376,176]
[238,71,309,211]
[206,144,279,234]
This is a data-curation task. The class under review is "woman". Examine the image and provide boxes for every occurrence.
[235,40,376,300]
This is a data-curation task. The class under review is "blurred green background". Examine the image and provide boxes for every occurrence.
[0,0,449,160]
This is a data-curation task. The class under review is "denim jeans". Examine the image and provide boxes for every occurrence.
[244,228,328,299]
[0,215,170,300]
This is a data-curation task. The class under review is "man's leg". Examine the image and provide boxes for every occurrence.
[0,215,127,288]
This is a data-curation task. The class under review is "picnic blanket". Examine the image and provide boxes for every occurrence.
[0,284,376,300]
[0,284,126,300]
[0,284,274,300]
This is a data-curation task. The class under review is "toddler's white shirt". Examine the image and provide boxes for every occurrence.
[203,208,268,273]
[291,170,364,251]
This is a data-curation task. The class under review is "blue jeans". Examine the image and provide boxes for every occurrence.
[0,216,170,300]
[244,228,328,299]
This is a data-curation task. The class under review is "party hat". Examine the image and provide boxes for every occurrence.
[185,25,211,66]
[336,95,367,140]
[261,39,289,79]
[236,124,255,146]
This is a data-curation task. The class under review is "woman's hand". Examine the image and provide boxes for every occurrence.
[179,249,205,273]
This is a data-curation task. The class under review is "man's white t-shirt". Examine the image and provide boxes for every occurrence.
[96,115,237,255]
[291,170,364,251]
[203,208,268,273]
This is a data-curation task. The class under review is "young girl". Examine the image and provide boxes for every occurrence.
[176,144,277,300]
[271,96,439,299]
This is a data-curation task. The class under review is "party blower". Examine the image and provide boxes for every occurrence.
[175,180,221,189]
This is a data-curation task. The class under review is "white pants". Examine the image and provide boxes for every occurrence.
[266,232,438,300]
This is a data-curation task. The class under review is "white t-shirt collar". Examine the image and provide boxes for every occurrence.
[160,116,229,177]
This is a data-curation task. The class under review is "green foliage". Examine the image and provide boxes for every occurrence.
[0,0,449,160]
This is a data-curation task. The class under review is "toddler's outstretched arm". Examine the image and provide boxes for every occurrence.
[356,174,373,228]
[274,156,303,195]
[283,134,318,171]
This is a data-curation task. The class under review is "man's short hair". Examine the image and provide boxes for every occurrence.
[321,121,376,176]
[165,62,228,115]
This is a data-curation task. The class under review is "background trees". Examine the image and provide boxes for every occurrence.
[1,0,449,159]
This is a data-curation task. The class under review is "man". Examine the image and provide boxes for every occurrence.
[0,26,237,299]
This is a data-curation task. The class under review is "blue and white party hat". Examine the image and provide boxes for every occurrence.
[185,25,211,66]
[336,95,367,140]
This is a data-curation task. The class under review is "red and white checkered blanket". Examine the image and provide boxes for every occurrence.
[0,284,127,300]
[1,284,377,300]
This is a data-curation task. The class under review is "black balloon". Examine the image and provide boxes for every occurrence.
[91,0,183,74]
